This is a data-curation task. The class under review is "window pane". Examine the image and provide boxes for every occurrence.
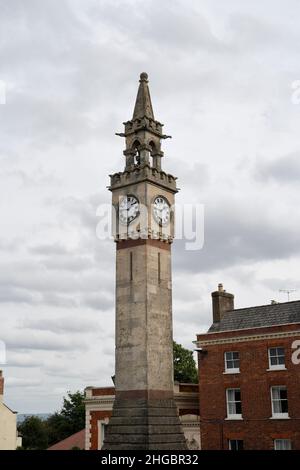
[225,352,239,369]
[281,400,288,413]
[272,387,280,400]
[229,440,243,450]
[269,347,285,367]
[237,440,243,450]
[229,403,236,415]
[273,400,281,414]
[270,356,278,366]
[272,387,288,414]
[233,359,240,368]
[278,355,285,365]
[275,439,291,450]
[280,388,287,400]
[235,402,242,414]
[227,389,242,416]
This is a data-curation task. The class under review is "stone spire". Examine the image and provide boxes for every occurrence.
[132,72,154,120]
[115,73,171,172]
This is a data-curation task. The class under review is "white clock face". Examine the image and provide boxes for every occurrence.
[153,196,170,226]
[119,195,139,225]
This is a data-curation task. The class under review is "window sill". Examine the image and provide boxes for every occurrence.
[223,370,240,374]
[225,416,243,420]
[267,367,287,371]
[270,415,290,420]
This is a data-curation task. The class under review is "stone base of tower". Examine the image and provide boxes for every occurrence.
[102,395,187,450]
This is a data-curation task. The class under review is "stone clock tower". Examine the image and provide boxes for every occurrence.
[103,73,187,450]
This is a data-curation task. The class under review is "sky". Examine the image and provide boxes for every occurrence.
[1,0,300,413]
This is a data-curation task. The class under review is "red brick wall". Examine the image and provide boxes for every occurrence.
[89,410,112,450]
[91,387,115,397]
[198,331,300,449]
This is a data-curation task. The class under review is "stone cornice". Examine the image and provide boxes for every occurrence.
[109,165,178,193]
[195,329,300,347]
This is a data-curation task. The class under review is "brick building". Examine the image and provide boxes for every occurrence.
[85,383,200,450]
[196,284,300,450]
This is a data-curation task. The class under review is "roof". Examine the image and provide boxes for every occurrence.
[47,429,85,451]
[3,403,17,414]
[209,300,300,333]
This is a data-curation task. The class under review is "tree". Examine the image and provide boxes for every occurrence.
[46,412,70,446]
[173,341,198,383]
[61,390,85,431]
[46,391,85,446]
[18,416,48,450]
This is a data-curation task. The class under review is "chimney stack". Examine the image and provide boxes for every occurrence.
[212,283,234,323]
[0,370,4,402]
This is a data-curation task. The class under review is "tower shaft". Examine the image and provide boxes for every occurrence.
[103,73,187,450]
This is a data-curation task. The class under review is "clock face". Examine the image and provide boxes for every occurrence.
[118,195,139,225]
[153,196,170,226]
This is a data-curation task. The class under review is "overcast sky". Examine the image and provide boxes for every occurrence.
[1,0,300,413]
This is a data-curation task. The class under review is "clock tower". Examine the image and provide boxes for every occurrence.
[103,73,187,450]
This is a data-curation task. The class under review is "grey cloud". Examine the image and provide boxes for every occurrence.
[5,353,43,368]
[5,377,43,388]
[21,316,100,334]
[0,286,36,304]
[4,332,87,352]
[255,152,300,183]
[29,243,70,256]
[174,203,300,273]
[0,261,111,295]
[39,293,78,308]
[1,168,60,189]
[40,255,94,272]
[82,292,114,311]
[89,0,222,52]
[0,238,22,252]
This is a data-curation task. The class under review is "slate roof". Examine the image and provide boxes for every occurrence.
[209,300,300,333]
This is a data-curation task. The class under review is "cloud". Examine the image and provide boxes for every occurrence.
[4,331,87,351]
[174,199,300,273]
[5,377,43,388]
[5,352,43,368]
[29,243,70,256]
[1,0,300,413]
[0,286,36,304]
[21,316,100,334]
[255,152,300,183]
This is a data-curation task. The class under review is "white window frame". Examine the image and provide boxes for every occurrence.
[98,418,109,449]
[274,439,292,450]
[224,351,240,374]
[226,388,242,420]
[270,386,289,419]
[268,347,286,371]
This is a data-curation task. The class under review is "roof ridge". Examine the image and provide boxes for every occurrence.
[228,299,300,313]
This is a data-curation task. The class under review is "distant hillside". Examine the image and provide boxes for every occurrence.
[17,413,51,424]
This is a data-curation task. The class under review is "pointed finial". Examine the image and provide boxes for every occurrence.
[139,72,148,82]
[132,72,154,120]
